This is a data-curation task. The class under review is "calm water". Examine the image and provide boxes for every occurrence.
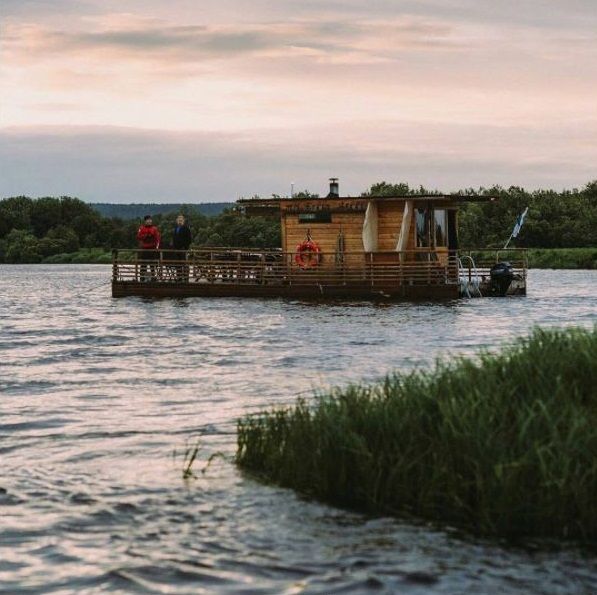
[1,266,596,595]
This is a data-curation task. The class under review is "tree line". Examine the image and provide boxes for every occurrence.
[0,181,595,263]
[90,202,228,219]
[0,196,279,263]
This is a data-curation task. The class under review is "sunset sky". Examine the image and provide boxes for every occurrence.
[1,0,596,202]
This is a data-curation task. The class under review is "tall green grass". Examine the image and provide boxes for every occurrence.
[528,248,596,269]
[237,327,597,541]
[42,248,112,264]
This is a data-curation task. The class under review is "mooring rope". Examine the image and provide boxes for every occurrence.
[70,280,111,299]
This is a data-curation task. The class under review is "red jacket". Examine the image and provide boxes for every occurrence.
[137,224,161,249]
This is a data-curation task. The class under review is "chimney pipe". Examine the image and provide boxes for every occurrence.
[327,177,339,198]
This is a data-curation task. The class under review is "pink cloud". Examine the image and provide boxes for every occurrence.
[1,3,596,196]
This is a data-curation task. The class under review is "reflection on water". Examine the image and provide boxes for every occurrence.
[0,266,596,594]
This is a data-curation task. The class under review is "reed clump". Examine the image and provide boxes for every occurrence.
[237,327,597,541]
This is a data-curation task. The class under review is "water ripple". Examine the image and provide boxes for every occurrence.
[0,265,595,594]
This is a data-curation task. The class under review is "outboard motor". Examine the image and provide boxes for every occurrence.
[490,261,514,296]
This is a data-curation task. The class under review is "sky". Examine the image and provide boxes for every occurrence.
[1,0,596,202]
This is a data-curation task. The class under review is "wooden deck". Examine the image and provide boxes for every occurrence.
[111,248,527,300]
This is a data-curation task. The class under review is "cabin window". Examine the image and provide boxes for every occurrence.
[433,209,447,247]
[415,208,429,247]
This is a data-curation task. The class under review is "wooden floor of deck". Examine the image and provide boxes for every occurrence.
[111,280,459,300]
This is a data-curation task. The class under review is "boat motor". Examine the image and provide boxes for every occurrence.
[489,261,514,296]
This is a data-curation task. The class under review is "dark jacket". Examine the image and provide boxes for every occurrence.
[172,224,192,250]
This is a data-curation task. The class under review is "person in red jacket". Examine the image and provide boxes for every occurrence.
[136,215,161,281]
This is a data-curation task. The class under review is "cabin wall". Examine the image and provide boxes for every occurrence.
[279,198,457,258]
[280,198,416,258]
[377,201,407,251]
[283,214,366,253]
[283,213,366,266]
[280,199,367,264]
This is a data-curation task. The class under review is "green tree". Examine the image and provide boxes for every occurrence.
[293,190,320,199]
[363,181,412,196]
[0,196,32,238]
[29,197,63,237]
[38,225,80,257]
[362,182,440,197]
[4,229,42,263]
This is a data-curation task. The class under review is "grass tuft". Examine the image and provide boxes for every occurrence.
[181,439,201,479]
[236,327,597,541]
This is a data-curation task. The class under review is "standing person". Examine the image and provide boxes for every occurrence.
[171,214,192,281]
[136,215,160,281]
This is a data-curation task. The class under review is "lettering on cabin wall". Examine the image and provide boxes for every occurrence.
[283,201,367,215]
[298,212,332,223]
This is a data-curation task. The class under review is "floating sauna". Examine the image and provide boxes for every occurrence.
[111,179,527,299]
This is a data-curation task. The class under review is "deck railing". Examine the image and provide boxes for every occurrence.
[112,248,527,288]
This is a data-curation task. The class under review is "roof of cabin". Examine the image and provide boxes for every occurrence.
[237,194,496,205]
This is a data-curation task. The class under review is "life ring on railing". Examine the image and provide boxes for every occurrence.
[295,240,321,269]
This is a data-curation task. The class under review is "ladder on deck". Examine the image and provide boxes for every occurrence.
[458,256,483,298]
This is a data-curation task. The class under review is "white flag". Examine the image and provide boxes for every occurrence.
[511,207,529,238]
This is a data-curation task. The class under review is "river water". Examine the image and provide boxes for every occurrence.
[0,266,596,594]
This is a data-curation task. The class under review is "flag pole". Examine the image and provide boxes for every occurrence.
[503,232,514,250]
[504,207,528,250]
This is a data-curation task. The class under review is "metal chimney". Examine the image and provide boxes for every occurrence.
[327,177,339,198]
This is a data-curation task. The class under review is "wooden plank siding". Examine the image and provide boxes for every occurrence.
[377,201,405,251]
[280,198,415,259]
[280,197,367,268]
[283,213,366,253]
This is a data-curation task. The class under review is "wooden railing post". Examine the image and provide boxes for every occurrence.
[287,253,292,286]
[112,249,118,281]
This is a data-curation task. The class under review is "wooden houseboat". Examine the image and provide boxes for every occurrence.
[111,179,527,299]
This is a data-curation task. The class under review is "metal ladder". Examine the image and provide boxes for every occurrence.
[458,255,482,298]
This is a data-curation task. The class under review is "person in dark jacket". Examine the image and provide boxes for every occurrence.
[136,215,161,281]
[170,214,192,281]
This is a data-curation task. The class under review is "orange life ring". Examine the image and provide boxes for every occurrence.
[295,240,321,269]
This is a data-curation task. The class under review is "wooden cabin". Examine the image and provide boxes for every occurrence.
[111,179,527,299]
[242,188,457,265]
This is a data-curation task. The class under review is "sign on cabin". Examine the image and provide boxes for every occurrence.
[284,202,367,214]
[298,212,332,224]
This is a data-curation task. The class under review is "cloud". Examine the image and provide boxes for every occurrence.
[1,123,595,202]
[1,1,596,196]
[2,15,464,69]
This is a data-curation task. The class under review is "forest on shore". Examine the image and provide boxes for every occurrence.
[90,202,228,219]
[0,181,595,264]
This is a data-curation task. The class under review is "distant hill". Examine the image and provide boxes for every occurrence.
[89,202,231,220]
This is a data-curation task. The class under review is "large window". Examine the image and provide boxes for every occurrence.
[416,208,429,247]
[416,206,450,248]
[433,209,447,247]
